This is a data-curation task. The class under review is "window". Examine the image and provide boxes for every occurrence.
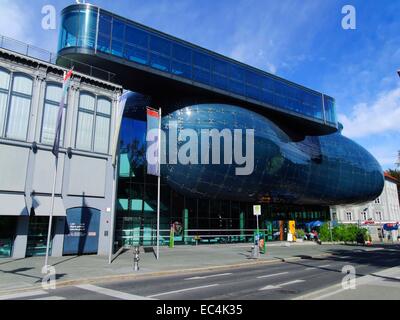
[5,74,33,140]
[94,98,111,153]
[374,198,380,204]
[76,93,111,153]
[41,84,67,145]
[0,69,10,135]
[360,212,367,221]
[346,212,352,221]
[375,211,382,221]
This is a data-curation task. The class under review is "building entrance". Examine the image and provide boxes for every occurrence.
[26,216,52,257]
[116,215,157,247]
[0,217,17,258]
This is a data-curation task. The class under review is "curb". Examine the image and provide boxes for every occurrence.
[0,252,332,297]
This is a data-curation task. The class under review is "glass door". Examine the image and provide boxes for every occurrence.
[26,217,52,257]
[0,217,16,258]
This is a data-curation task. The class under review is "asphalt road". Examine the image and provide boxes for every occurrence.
[2,245,399,300]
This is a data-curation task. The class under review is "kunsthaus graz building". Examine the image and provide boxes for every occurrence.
[0,3,383,258]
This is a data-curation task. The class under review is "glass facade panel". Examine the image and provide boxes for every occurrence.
[111,39,124,57]
[125,25,148,48]
[124,45,148,65]
[150,53,170,72]
[172,43,191,63]
[212,58,228,76]
[112,18,125,40]
[150,35,171,56]
[193,51,210,70]
[172,61,191,78]
[193,67,210,85]
[59,6,338,129]
[97,34,111,53]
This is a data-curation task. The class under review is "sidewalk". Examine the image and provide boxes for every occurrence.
[295,266,400,300]
[0,242,362,295]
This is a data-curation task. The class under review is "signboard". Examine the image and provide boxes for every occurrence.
[253,205,261,216]
[63,207,100,255]
[383,223,399,231]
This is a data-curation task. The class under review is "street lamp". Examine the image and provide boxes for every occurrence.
[398,69,400,78]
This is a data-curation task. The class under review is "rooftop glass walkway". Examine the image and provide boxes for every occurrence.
[58,4,337,129]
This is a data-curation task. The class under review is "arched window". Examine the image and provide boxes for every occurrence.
[5,74,33,140]
[75,93,111,153]
[0,68,10,135]
[41,83,68,145]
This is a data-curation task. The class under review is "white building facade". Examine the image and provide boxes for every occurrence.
[332,173,400,242]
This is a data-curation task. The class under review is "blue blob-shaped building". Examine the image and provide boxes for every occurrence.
[161,103,383,205]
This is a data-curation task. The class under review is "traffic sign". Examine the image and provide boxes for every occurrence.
[253,205,261,216]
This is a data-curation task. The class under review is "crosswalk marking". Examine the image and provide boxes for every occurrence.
[75,284,153,300]
[0,290,48,300]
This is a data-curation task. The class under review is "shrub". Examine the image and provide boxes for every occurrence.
[296,229,305,239]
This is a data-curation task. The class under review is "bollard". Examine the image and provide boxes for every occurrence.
[133,246,140,271]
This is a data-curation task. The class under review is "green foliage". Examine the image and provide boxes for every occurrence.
[319,223,331,241]
[295,229,305,239]
[320,223,370,243]
[386,169,400,181]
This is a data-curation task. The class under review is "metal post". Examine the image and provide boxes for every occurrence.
[156,108,162,260]
[44,157,58,269]
[108,164,117,264]
[329,208,333,242]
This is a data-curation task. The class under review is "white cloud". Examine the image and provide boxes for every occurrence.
[339,86,400,138]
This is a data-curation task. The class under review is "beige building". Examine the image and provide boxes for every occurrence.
[332,172,400,242]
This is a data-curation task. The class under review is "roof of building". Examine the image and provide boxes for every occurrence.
[384,171,399,183]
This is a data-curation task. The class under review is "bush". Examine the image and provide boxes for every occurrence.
[320,223,369,243]
[296,229,305,239]
[319,223,331,241]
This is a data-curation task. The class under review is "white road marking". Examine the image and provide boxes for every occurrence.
[185,273,232,280]
[32,296,66,300]
[0,290,48,300]
[318,264,331,268]
[148,284,219,298]
[305,267,317,270]
[257,272,289,279]
[75,284,153,300]
[259,279,305,291]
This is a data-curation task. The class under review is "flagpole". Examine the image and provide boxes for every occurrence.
[44,150,58,269]
[44,68,72,270]
[156,107,162,260]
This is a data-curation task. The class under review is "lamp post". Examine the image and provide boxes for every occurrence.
[397,69,400,78]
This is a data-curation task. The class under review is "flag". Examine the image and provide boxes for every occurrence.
[111,91,130,167]
[52,68,73,157]
[146,107,160,176]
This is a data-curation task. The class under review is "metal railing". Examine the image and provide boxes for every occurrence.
[0,35,117,83]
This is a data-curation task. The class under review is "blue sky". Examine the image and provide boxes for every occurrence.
[0,0,399,169]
